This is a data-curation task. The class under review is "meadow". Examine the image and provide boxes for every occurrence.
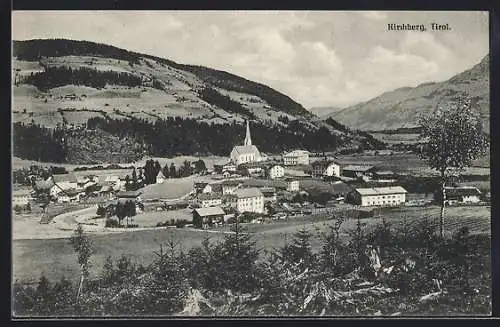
[12,204,490,285]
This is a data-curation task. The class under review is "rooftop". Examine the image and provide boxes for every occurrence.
[52,173,78,184]
[355,186,408,196]
[234,187,263,199]
[232,145,261,156]
[194,206,225,217]
[311,159,338,167]
[284,150,310,157]
[117,190,142,198]
[198,193,222,201]
[343,165,375,172]
[445,186,482,197]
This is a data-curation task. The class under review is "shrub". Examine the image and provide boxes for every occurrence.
[105,219,119,228]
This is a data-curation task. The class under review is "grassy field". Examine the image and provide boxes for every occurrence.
[12,204,490,284]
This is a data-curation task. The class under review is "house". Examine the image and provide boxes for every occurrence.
[372,170,397,182]
[230,120,263,166]
[437,186,482,205]
[311,160,341,178]
[222,193,238,208]
[342,165,375,179]
[283,150,310,166]
[49,173,79,198]
[156,170,166,184]
[260,187,277,203]
[64,93,78,100]
[266,164,285,179]
[221,180,242,195]
[347,186,407,207]
[97,185,115,198]
[57,189,84,203]
[117,190,142,203]
[192,206,226,229]
[198,193,223,208]
[214,162,237,174]
[234,187,265,214]
[194,182,212,194]
[285,178,300,192]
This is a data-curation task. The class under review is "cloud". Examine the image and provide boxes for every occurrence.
[12,11,489,108]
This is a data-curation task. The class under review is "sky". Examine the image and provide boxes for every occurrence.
[12,11,489,109]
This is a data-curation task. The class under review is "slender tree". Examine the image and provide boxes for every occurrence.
[69,224,93,303]
[418,96,488,238]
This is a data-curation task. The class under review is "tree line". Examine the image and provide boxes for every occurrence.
[87,116,352,157]
[13,39,140,63]
[14,116,381,164]
[198,87,257,120]
[21,66,144,91]
[13,122,68,163]
[13,165,68,186]
[13,217,490,316]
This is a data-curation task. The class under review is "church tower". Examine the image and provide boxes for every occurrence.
[244,120,252,146]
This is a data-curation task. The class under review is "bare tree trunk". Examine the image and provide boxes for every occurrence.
[439,178,446,238]
[76,266,85,302]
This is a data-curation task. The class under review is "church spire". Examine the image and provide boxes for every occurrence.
[244,120,252,146]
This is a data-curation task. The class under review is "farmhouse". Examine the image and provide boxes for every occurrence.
[57,189,84,203]
[192,206,226,229]
[285,178,300,192]
[439,186,482,205]
[283,150,310,166]
[198,193,223,208]
[49,173,79,198]
[347,186,407,207]
[267,164,285,179]
[342,165,375,179]
[234,187,265,214]
[230,120,263,166]
[311,159,341,178]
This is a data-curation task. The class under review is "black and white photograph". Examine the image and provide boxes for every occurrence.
[11,10,491,317]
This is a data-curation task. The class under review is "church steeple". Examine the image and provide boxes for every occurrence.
[244,120,252,146]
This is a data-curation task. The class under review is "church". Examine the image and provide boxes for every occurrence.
[230,120,263,166]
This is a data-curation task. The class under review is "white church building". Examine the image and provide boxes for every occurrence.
[230,120,263,166]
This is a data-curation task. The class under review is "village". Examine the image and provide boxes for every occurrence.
[12,120,490,236]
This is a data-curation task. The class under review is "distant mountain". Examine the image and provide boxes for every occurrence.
[325,55,489,132]
[12,39,381,164]
[308,106,344,118]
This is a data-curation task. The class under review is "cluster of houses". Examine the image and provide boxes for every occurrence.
[30,172,128,204]
[12,119,487,229]
[188,120,487,229]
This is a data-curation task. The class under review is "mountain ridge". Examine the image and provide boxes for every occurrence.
[12,38,383,164]
[325,55,489,132]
